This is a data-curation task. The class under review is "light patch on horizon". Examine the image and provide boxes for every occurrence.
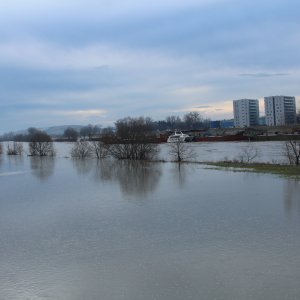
[171,86,212,96]
[176,100,234,119]
[56,109,107,118]
[195,105,212,109]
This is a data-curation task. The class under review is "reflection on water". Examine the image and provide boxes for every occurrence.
[7,155,24,167]
[170,163,190,188]
[97,160,162,198]
[94,159,115,181]
[71,159,162,198]
[1,141,291,163]
[72,158,94,175]
[30,157,55,180]
[284,179,300,215]
[2,156,300,299]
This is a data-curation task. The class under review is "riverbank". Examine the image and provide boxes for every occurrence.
[203,161,300,178]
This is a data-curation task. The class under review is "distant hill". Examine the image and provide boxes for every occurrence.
[44,125,83,136]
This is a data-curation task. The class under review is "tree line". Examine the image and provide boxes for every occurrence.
[1,111,300,165]
[0,112,210,142]
[62,112,210,141]
[2,109,300,142]
[0,116,196,161]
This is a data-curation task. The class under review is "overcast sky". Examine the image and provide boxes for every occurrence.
[0,0,299,132]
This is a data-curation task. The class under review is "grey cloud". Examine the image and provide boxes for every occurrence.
[0,66,116,96]
[5,0,298,70]
[238,73,289,77]
[1,0,300,132]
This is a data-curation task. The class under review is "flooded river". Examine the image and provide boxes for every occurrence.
[2,140,291,163]
[0,144,300,299]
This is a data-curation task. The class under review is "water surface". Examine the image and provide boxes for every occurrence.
[2,140,290,163]
[0,155,300,300]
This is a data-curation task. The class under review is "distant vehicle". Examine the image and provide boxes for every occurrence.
[167,131,190,143]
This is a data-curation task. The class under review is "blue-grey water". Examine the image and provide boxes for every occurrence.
[0,144,300,299]
[1,140,291,163]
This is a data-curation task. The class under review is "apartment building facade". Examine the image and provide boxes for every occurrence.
[233,99,259,128]
[264,96,296,126]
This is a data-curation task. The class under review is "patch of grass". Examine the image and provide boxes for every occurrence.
[203,161,300,178]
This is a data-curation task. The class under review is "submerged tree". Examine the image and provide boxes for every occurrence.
[70,141,93,158]
[90,141,109,159]
[29,131,55,156]
[6,142,23,155]
[109,143,158,160]
[237,144,259,164]
[284,140,300,166]
[168,140,196,162]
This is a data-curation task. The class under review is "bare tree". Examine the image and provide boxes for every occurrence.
[63,127,79,141]
[115,116,154,140]
[27,127,39,136]
[100,127,115,143]
[109,143,158,160]
[29,131,55,156]
[168,140,196,162]
[6,142,23,155]
[92,125,101,136]
[80,125,93,139]
[108,143,131,160]
[109,117,159,160]
[183,111,203,130]
[101,126,114,136]
[70,141,93,158]
[284,140,300,165]
[237,144,259,163]
[166,115,182,130]
[90,141,109,159]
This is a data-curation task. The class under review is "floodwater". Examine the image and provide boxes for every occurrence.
[3,140,290,163]
[0,148,300,299]
[159,141,288,163]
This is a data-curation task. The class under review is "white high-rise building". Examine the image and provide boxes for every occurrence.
[233,99,259,128]
[264,96,296,126]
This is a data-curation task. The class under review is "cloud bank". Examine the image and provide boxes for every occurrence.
[0,0,299,132]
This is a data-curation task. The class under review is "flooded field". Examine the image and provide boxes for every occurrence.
[2,140,291,163]
[0,144,300,299]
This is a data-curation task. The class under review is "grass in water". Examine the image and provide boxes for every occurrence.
[203,161,300,178]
